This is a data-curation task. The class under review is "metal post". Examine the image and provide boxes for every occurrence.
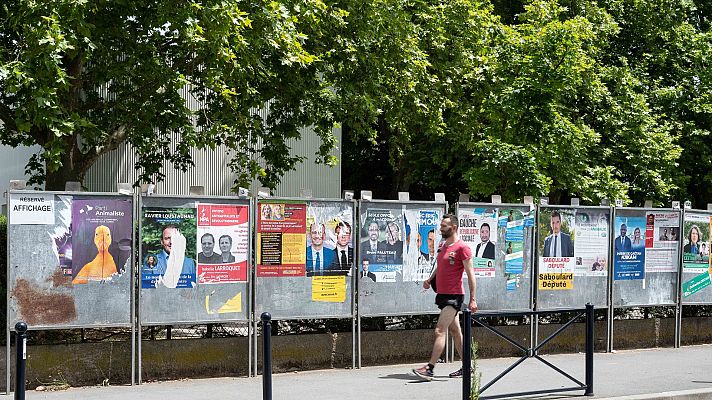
[463,309,472,400]
[585,304,594,396]
[14,322,27,400]
[261,312,272,400]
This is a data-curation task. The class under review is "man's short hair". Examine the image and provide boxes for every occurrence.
[442,214,458,227]
[336,221,351,234]
[551,211,562,221]
[201,233,215,242]
[480,222,490,231]
[162,224,178,237]
[310,222,325,233]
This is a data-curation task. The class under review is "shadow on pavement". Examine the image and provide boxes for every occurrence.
[378,373,447,383]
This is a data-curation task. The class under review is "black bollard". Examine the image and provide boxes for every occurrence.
[585,303,594,396]
[463,309,472,400]
[15,322,27,400]
[261,312,272,400]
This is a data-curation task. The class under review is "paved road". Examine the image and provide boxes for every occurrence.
[26,344,712,399]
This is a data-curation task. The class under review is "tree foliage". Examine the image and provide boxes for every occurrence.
[0,0,340,190]
[1,0,710,206]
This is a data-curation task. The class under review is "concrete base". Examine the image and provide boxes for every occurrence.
[1,316,711,389]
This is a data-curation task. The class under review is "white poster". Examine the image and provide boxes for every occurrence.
[573,210,609,276]
[645,211,679,273]
[9,192,55,225]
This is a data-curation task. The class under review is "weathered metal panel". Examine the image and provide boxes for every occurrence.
[612,207,680,307]
[536,205,611,310]
[138,195,251,325]
[254,198,355,320]
[456,203,535,312]
[357,200,447,317]
[7,191,133,329]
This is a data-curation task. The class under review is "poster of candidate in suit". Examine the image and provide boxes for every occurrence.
[141,207,197,289]
[305,202,353,277]
[538,209,576,287]
[459,208,497,278]
[359,208,404,282]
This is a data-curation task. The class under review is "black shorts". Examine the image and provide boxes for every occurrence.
[435,294,464,311]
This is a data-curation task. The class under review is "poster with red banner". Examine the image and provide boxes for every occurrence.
[257,201,307,277]
[196,203,250,283]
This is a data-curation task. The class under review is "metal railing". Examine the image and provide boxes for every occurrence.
[463,304,594,399]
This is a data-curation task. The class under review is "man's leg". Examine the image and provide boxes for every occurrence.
[449,313,463,359]
[429,305,459,365]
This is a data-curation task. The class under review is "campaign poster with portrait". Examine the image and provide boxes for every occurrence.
[573,210,609,277]
[645,211,679,273]
[402,209,441,282]
[681,213,710,273]
[257,201,307,277]
[613,215,646,280]
[141,207,197,289]
[538,209,575,290]
[196,203,249,284]
[459,208,497,278]
[71,199,133,284]
[305,202,352,302]
[359,209,404,282]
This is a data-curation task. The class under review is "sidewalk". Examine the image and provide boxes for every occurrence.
[27,344,712,399]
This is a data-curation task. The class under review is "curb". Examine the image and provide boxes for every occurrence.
[597,388,712,400]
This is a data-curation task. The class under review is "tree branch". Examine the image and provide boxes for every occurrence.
[0,102,17,131]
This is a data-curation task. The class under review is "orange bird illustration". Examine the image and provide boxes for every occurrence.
[72,225,117,284]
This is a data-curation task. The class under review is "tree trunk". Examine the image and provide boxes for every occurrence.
[44,145,93,191]
[44,164,86,191]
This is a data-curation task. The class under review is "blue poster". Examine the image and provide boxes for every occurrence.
[613,215,646,280]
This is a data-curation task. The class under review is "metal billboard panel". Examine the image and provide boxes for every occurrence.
[612,208,680,307]
[7,191,134,329]
[536,206,611,310]
[680,210,712,305]
[357,200,447,317]
[456,203,535,312]
[139,195,251,324]
[254,199,355,319]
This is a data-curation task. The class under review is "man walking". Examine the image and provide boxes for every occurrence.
[413,214,477,381]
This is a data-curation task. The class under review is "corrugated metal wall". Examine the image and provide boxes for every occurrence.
[84,125,342,198]
[84,85,342,198]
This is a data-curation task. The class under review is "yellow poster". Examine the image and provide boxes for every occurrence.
[538,273,574,290]
[312,276,347,302]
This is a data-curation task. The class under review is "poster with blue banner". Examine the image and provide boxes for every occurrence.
[613,215,646,280]
[499,208,525,274]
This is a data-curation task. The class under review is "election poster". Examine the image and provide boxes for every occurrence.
[645,211,679,273]
[196,203,249,284]
[459,208,497,278]
[257,201,307,277]
[71,199,133,284]
[681,213,710,273]
[538,209,576,290]
[402,209,441,282]
[682,268,712,298]
[500,208,524,275]
[613,215,646,280]
[312,276,347,302]
[359,209,404,282]
[573,210,609,277]
[305,202,353,279]
[141,207,198,289]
